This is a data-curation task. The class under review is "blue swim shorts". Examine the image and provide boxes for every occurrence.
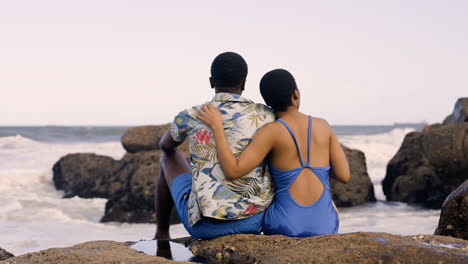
[170,173,264,239]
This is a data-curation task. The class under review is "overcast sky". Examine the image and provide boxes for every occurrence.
[1,0,467,126]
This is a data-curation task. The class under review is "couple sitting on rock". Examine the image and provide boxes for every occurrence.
[155,52,350,240]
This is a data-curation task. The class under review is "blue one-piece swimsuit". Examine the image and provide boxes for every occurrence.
[263,116,339,237]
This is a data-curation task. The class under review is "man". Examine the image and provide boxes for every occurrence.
[155,52,275,239]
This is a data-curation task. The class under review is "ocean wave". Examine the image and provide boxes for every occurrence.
[0,134,39,149]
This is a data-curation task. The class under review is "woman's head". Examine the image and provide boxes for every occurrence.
[260,69,298,112]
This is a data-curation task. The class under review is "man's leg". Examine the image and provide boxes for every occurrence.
[154,150,191,239]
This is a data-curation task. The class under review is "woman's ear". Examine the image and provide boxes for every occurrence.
[293,89,300,100]
[292,89,300,109]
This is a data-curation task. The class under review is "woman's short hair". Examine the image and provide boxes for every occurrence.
[260,69,297,112]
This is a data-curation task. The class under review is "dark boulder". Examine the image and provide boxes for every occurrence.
[52,153,125,198]
[101,150,181,224]
[435,179,468,240]
[383,123,468,209]
[0,247,14,261]
[189,232,468,264]
[330,145,376,207]
[121,125,168,153]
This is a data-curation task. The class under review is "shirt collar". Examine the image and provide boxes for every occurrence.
[211,92,254,104]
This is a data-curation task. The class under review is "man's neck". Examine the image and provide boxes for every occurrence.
[214,87,243,95]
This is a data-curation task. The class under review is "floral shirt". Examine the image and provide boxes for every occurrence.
[170,93,276,226]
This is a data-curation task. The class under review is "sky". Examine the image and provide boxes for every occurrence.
[0,0,467,126]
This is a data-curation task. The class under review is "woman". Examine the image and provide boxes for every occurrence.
[197,69,350,237]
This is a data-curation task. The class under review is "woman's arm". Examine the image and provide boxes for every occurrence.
[328,124,350,184]
[196,104,274,180]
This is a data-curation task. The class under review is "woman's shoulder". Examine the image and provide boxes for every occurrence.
[311,116,331,127]
[310,116,334,135]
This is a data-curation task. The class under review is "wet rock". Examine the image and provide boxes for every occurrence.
[1,240,192,264]
[383,123,468,208]
[121,125,167,153]
[330,145,376,207]
[435,179,468,240]
[189,232,468,264]
[52,153,124,198]
[0,247,13,261]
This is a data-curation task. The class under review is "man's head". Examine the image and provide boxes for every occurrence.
[260,69,298,112]
[210,52,248,94]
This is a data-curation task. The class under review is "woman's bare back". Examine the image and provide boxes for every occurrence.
[269,113,331,205]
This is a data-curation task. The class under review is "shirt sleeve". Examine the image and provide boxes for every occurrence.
[170,110,191,142]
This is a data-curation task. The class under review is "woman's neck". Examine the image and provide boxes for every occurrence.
[276,106,302,120]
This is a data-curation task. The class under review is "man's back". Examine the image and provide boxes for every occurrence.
[170,92,275,226]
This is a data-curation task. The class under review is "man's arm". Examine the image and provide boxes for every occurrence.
[159,129,183,154]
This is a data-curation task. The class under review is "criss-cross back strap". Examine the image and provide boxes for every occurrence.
[277,119,306,167]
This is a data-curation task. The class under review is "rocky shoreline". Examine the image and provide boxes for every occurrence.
[2,232,468,264]
[10,98,465,263]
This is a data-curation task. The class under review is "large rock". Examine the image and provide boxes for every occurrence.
[120,124,190,155]
[101,150,180,224]
[52,124,189,224]
[1,241,192,264]
[330,145,375,207]
[383,123,468,208]
[0,247,13,261]
[52,154,124,198]
[189,232,468,263]
[435,179,468,240]
[121,125,167,153]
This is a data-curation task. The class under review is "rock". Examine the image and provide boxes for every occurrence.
[383,123,468,208]
[52,154,124,198]
[1,240,193,264]
[121,125,167,153]
[330,145,376,207]
[0,247,13,261]
[442,115,452,125]
[189,233,468,264]
[120,124,190,155]
[100,150,181,224]
[52,124,190,224]
[435,179,468,240]
[450,98,468,124]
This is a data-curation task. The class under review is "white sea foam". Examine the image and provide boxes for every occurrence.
[0,136,189,256]
[0,128,439,256]
[338,128,415,200]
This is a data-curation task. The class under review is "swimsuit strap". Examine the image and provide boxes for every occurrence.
[277,119,306,167]
[306,116,312,166]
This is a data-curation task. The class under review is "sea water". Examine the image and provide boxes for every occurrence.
[0,125,440,256]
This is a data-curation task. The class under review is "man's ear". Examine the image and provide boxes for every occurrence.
[209,77,215,89]
[240,80,246,91]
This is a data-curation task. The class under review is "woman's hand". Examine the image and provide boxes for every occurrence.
[196,104,223,130]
